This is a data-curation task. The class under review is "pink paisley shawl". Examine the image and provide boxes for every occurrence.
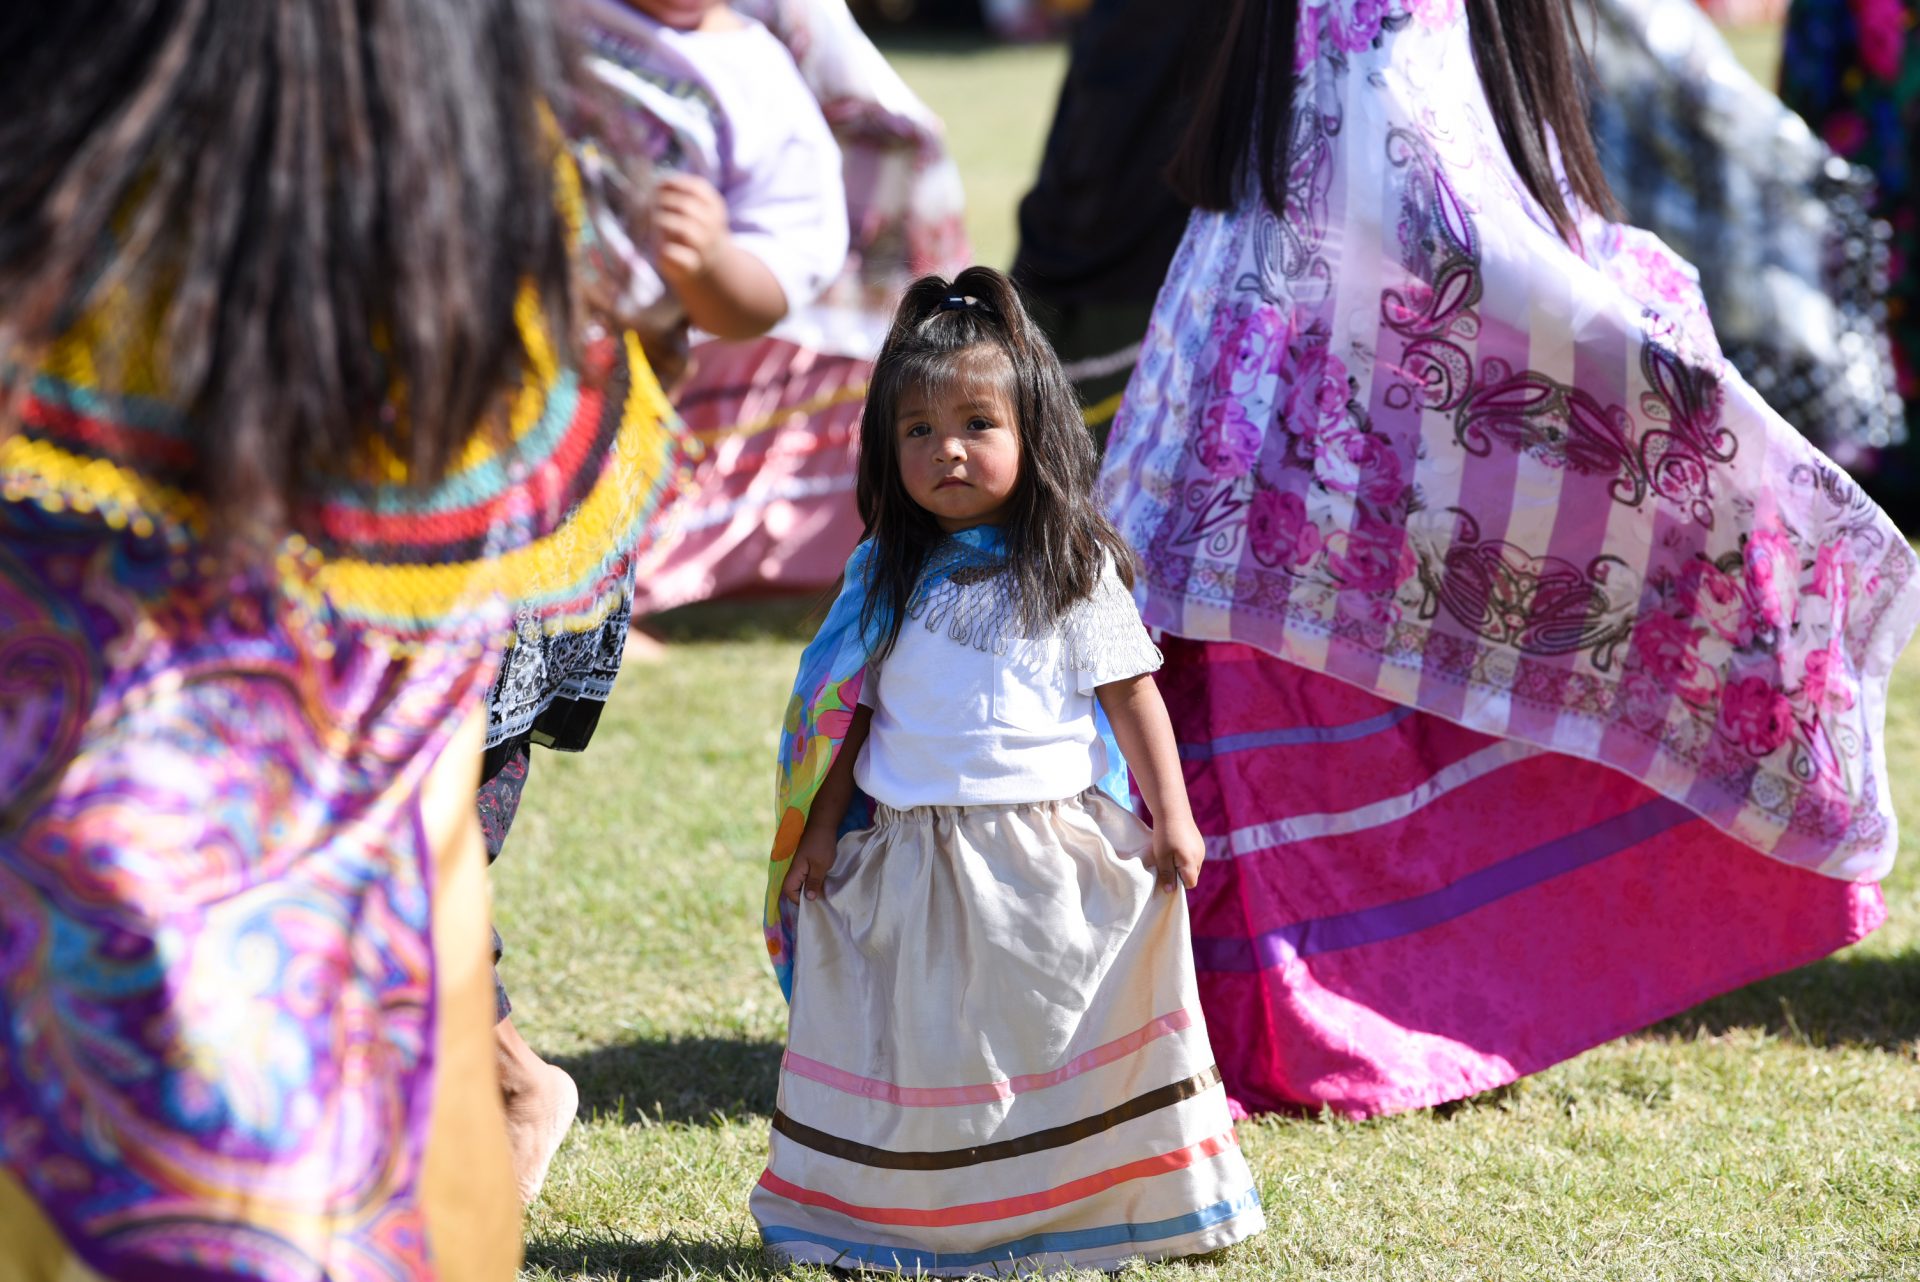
[1101,0,1920,880]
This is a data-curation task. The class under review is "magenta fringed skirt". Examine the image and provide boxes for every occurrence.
[1160,637,1884,1119]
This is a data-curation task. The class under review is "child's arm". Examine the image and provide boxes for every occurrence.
[1096,673,1205,892]
[652,174,790,340]
[780,703,872,903]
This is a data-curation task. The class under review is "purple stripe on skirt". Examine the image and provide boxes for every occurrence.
[1192,797,1692,973]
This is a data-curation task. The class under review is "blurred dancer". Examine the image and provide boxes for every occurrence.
[1782,0,1920,525]
[1013,0,1217,444]
[575,0,969,616]
[0,1,678,1276]
[1587,0,1905,488]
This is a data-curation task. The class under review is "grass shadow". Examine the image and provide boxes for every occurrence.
[642,596,831,645]
[523,1228,772,1280]
[868,30,1010,57]
[549,1034,783,1126]
[1653,949,1920,1052]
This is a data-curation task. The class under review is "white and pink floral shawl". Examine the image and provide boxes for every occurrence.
[1101,0,1920,880]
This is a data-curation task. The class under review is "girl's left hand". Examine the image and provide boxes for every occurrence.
[1148,815,1205,892]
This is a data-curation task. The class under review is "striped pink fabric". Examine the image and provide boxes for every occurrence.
[1162,638,1885,1118]
[758,1130,1243,1227]
[779,1011,1196,1108]
[1101,0,1920,882]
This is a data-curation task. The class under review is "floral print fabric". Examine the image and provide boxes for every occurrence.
[1,501,494,1280]
[1101,0,1920,882]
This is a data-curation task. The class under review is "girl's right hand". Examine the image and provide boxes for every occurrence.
[652,174,730,283]
[782,826,839,904]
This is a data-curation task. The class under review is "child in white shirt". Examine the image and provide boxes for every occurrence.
[576,0,850,344]
[753,268,1266,1274]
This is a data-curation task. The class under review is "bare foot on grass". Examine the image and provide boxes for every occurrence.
[504,1061,579,1206]
[497,1016,579,1206]
[626,621,668,664]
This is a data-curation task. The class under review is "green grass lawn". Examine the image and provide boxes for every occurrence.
[505,622,1920,1282]
[506,22,1919,1281]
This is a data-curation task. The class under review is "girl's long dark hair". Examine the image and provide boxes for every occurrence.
[855,266,1135,659]
[1167,0,1617,242]
[0,0,575,535]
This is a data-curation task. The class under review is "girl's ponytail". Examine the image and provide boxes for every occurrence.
[882,267,1051,361]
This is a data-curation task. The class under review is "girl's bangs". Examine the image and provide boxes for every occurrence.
[895,342,1017,412]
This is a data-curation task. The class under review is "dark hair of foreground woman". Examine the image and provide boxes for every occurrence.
[0,0,575,536]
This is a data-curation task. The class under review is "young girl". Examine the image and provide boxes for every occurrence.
[1100,0,1920,1119]
[750,268,1265,1274]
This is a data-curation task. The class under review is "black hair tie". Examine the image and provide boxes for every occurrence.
[937,294,973,311]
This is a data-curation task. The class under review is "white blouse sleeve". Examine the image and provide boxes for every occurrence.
[1067,555,1163,694]
[722,36,849,315]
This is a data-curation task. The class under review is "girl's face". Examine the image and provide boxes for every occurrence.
[895,361,1022,535]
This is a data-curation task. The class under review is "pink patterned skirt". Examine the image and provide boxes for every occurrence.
[1160,637,1884,1119]
[633,337,866,614]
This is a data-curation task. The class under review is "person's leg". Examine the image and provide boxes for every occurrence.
[495,1014,581,1205]
[419,709,522,1277]
[476,738,579,1204]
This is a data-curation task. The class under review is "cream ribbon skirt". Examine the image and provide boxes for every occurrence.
[752,788,1265,1275]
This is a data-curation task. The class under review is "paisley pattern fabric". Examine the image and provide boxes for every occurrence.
[0,505,490,1281]
[763,527,1132,998]
[1101,0,1920,882]
[0,156,676,1277]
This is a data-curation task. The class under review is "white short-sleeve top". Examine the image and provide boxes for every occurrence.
[578,1,850,315]
[854,553,1162,809]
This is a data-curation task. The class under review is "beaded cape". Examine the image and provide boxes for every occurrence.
[0,154,681,1279]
